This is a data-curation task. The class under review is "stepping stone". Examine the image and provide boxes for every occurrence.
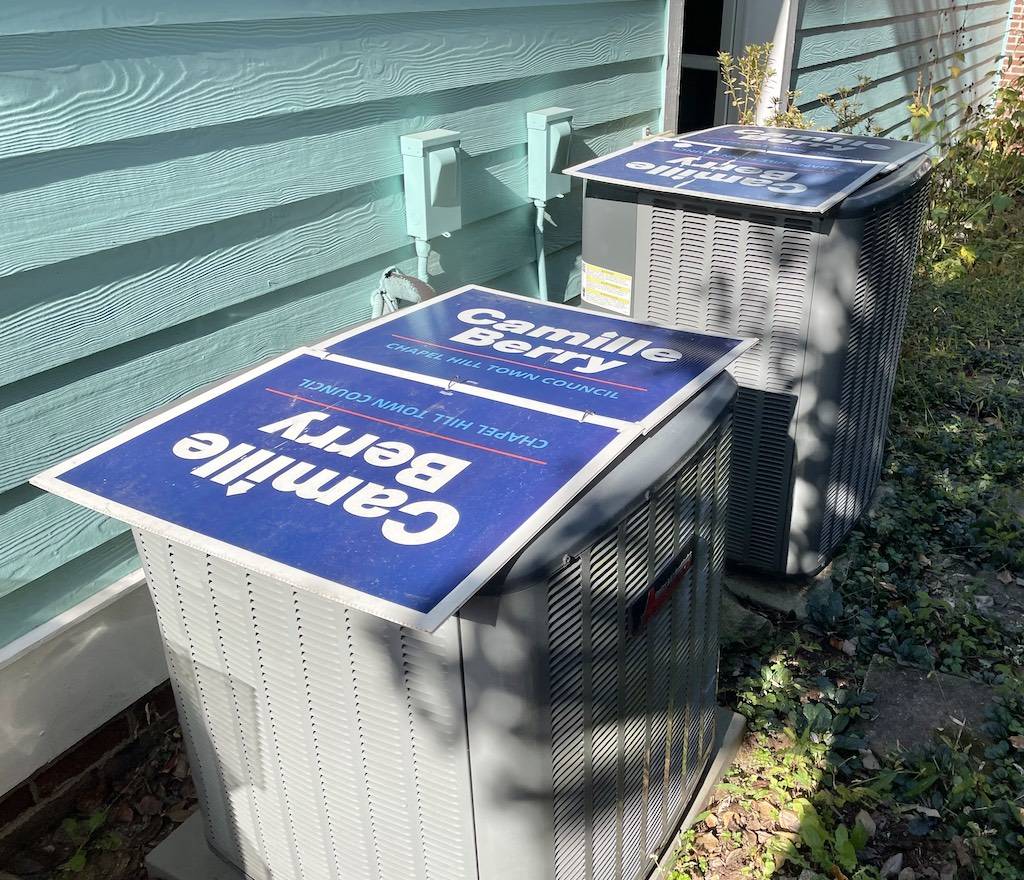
[720,557,847,618]
[724,571,813,619]
[719,591,774,649]
[862,657,995,755]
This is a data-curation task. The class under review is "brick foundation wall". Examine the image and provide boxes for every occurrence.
[1005,0,1024,82]
[0,682,177,863]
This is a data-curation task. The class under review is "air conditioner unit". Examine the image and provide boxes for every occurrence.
[34,286,749,880]
[134,371,733,880]
[568,126,931,575]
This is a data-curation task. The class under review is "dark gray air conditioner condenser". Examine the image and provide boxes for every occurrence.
[573,130,930,575]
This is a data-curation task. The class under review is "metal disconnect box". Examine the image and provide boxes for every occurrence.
[34,287,751,880]
[567,126,931,575]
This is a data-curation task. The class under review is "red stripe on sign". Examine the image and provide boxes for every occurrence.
[264,388,548,466]
[391,333,648,392]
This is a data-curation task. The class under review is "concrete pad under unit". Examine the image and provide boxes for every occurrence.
[146,814,243,880]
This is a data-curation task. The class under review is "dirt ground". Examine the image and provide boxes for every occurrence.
[2,727,195,880]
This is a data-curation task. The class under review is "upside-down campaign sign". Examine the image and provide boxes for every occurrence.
[32,350,634,631]
[564,136,887,213]
[34,287,752,630]
[319,286,754,429]
[681,125,930,170]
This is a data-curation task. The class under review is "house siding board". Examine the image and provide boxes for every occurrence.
[0,1,666,648]
[791,0,1012,137]
[0,63,663,385]
[0,0,650,37]
[0,488,126,600]
[0,535,141,647]
[0,5,663,159]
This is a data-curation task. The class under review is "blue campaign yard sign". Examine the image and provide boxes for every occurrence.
[563,136,884,213]
[33,350,632,631]
[319,287,752,430]
[683,125,930,169]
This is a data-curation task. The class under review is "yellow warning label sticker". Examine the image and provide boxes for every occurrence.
[581,261,633,316]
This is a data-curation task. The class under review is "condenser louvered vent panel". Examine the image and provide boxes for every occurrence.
[547,426,729,880]
[646,204,683,327]
[645,480,676,851]
[673,459,701,804]
[621,501,651,880]
[589,531,625,880]
[819,183,930,564]
[694,447,715,759]
[549,557,587,880]
[770,219,816,395]
[134,531,476,880]
[637,198,815,572]
[647,202,807,383]
[736,217,775,383]
[707,214,743,338]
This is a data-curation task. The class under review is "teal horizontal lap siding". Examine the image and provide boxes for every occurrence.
[0,0,666,647]
[791,0,1012,138]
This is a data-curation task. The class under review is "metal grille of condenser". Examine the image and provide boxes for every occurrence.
[547,419,730,880]
[625,167,929,574]
[133,403,732,880]
[641,200,814,572]
[134,532,478,880]
[819,183,929,555]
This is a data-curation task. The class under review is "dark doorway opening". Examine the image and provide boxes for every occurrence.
[676,0,736,132]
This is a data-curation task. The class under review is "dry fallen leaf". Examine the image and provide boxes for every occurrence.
[997,569,1014,585]
[1008,735,1024,750]
[171,754,189,780]
[110,803,134,825]
[777,808,801,833]
[695,832,718,850]
[855,809,876,838]
[825,636,858,656]
[952,835,972,867]
[881,852,904,878]
[166,804,193,824]
[136,794,162,817]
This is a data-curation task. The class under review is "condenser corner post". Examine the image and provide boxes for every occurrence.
[566,126,932,576]
[32,285,755,880]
